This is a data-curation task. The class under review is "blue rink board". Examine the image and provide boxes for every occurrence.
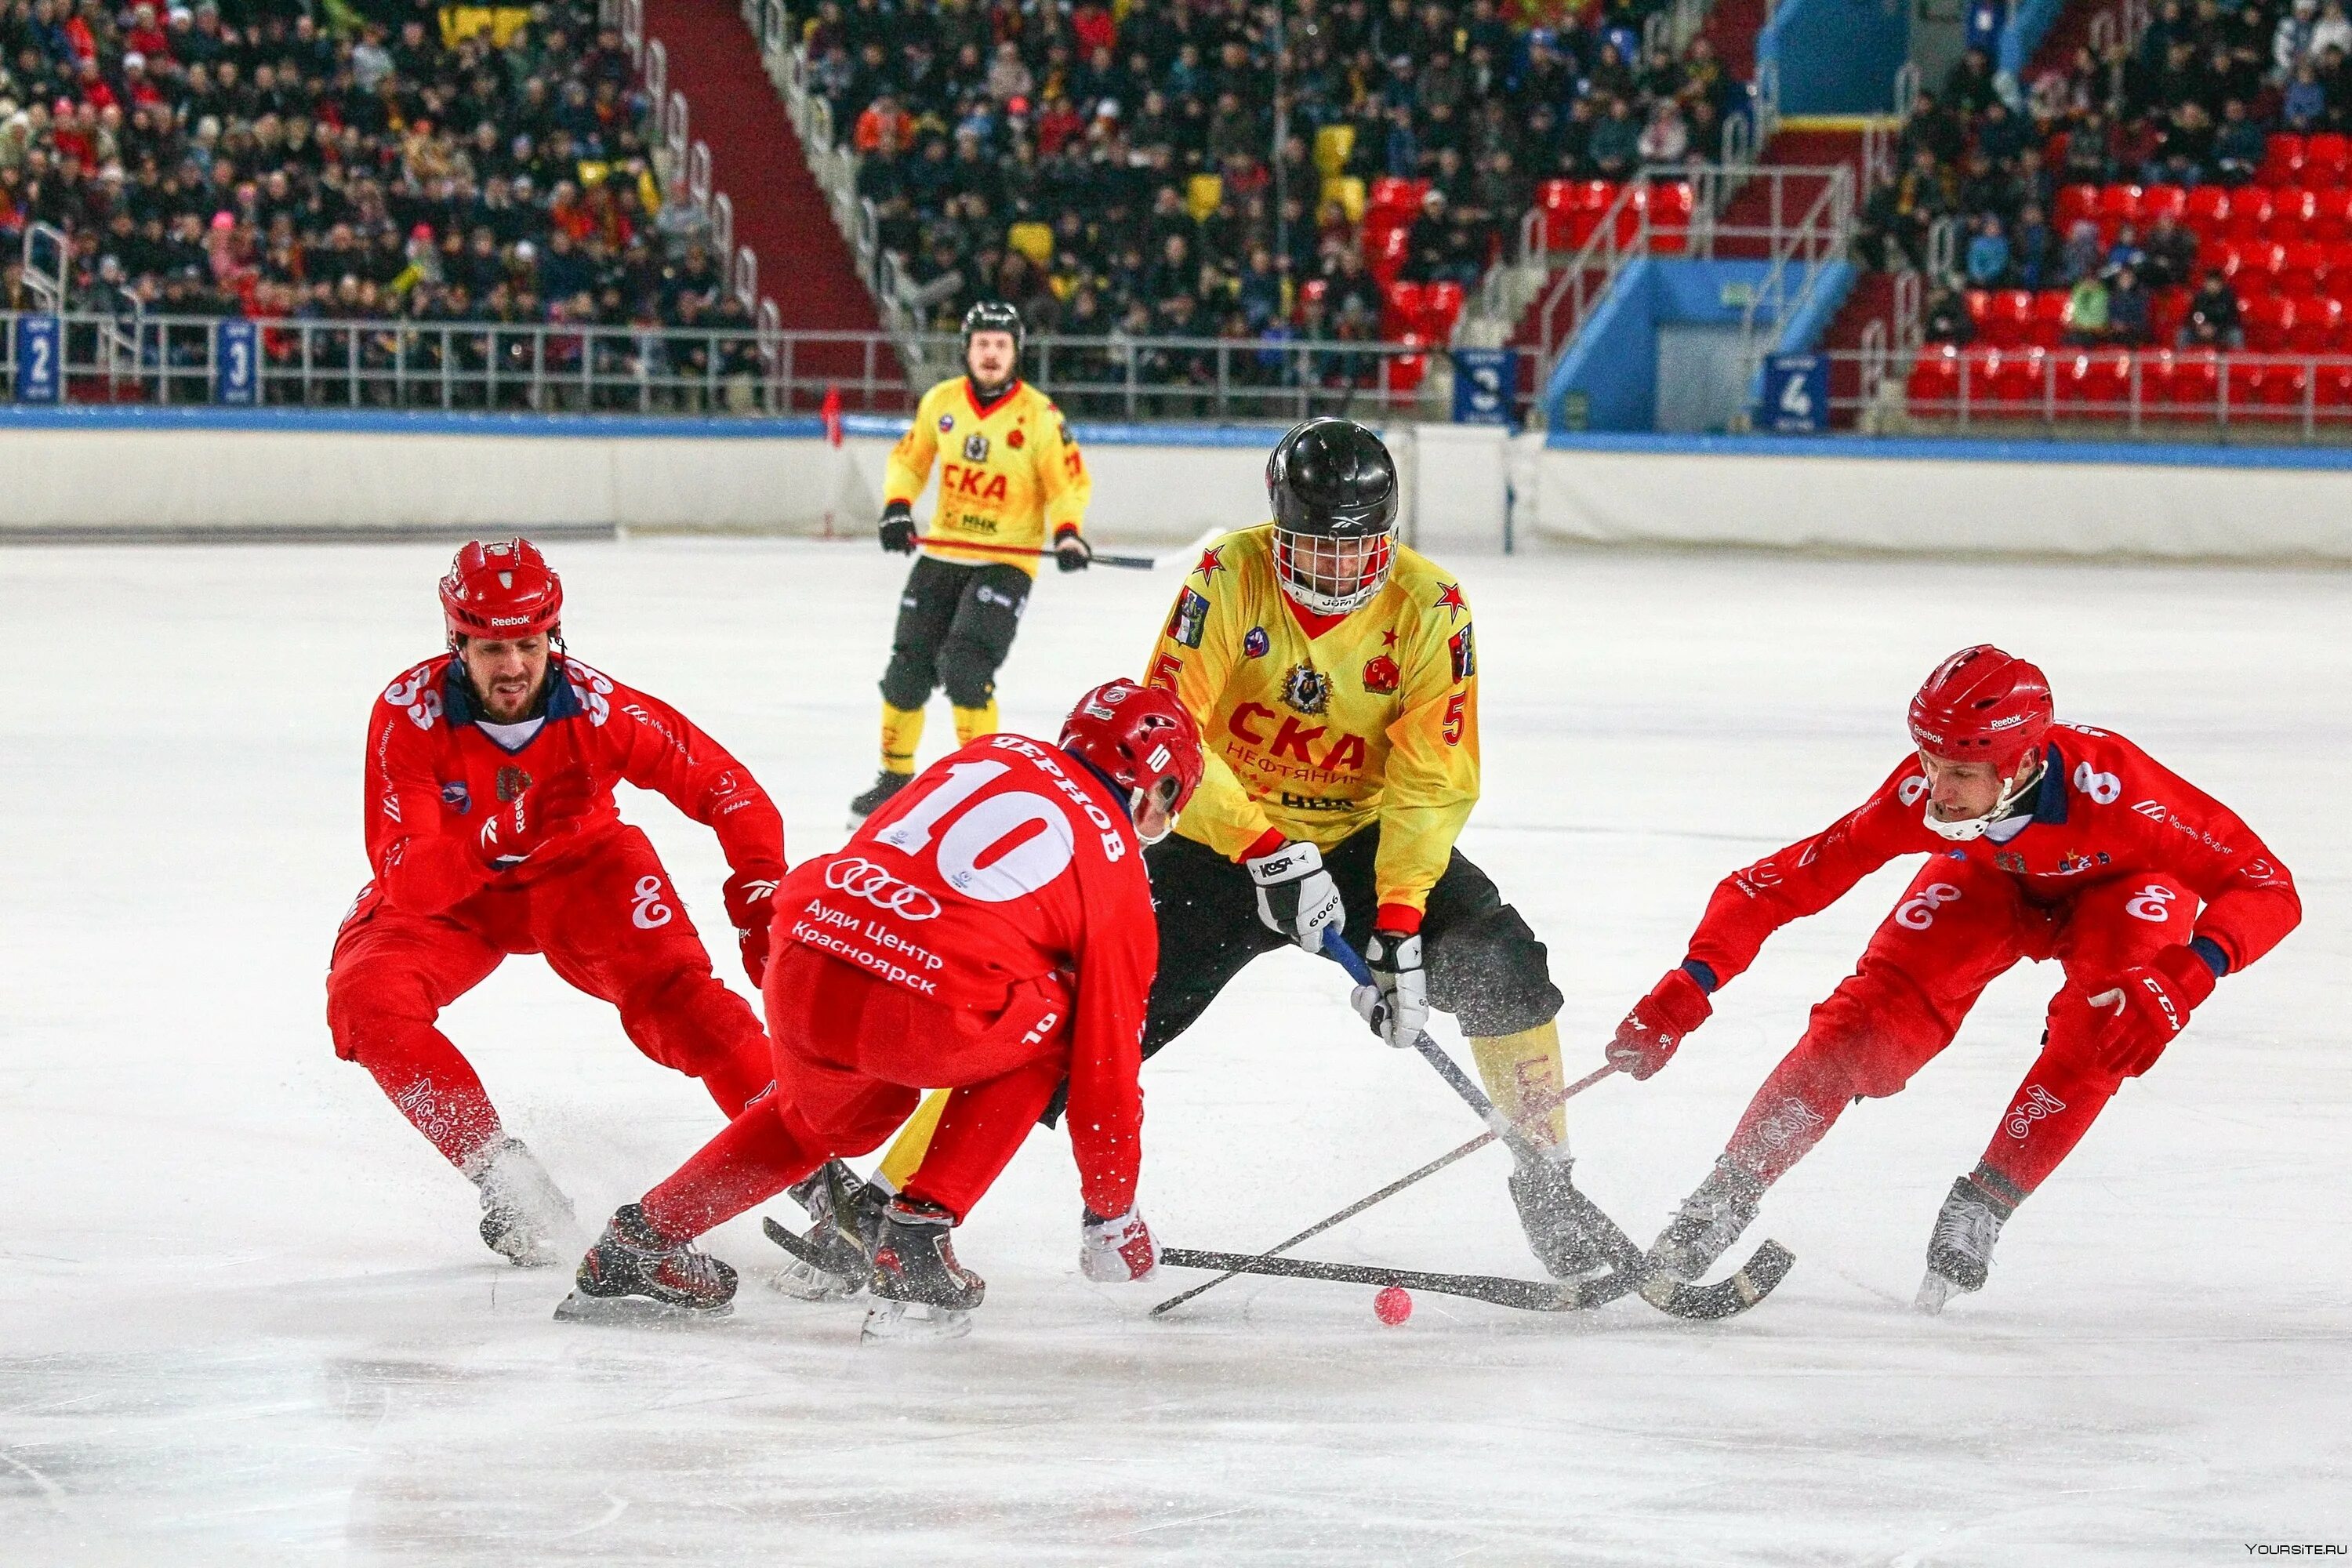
[1545,429,2352,473]
[0,405,1288,445]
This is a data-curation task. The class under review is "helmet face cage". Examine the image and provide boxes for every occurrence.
[1272,527,1396,615]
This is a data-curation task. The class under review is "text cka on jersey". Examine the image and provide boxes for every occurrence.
[1223,702,1373,793]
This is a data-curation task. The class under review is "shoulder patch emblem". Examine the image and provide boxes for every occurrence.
[1362,654,1400,695]
[938,412,955,432]
[1283,662,1332,716]
[1243,626,1270,659]
[1435,583,1468,621]
[1449,625,1476,681]
[1169,588,1211,648]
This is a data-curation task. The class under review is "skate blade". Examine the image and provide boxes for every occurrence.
[860,1300,973,1343]
[492,1241,564,1269]
[1913,1270,1966,1316]
[768,1261,864,1302]
[554,1290,735,1326]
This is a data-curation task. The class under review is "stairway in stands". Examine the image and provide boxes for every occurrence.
[642,0,878,375]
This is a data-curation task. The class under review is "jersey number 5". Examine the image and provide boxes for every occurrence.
[875,760,1077,902]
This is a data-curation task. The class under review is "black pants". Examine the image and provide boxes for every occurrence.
[880,556,1032,712]
[1140,826,1564,1054]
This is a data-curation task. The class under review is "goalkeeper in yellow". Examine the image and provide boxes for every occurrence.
[781,418,1600,1293]
[848,300,1094,822]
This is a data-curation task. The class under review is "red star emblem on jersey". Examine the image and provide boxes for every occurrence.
[1434,583,1467,621]
[1192,546,1225,582]
[1381,630,1399,648]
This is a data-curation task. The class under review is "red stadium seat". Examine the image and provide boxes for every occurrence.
[1908,345,1962,414]
[2155,348,2221,415]
[2029,288,2071,347]
[2227,188,2275,245]
[1383,332,1428,394]
[2321,241,2352,300]
[2226,357,2308,421]
[2151,287,2192,343]
[2307,132,2351,185]
[1984,346,2049,412]
[2141,184,2188,225]
[1422,280,1466,336]
[1964,289,1993,335]
[2310,187,2352,243]
[1381,280,1427,338]
[2260,133,2307,187]
[1646,180,1694,255]
[2268,187,2317,243]
[2230,241,2287,293]
[1984,289,2036,348]
[2312,358,2352,418]
[2288,292,2343,351]
[2059,348,2135,419]
[2056,184,2100,230]
[1369,223,1412,284]
[2243,292,2296,351]
[2183,185,2231,241]
[2279,239,2326,295]
[2096,184,2143,230]
[1538,179,1578,249]
[1368,176,1425,218]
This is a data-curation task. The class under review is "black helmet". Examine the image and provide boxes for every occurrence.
[961,299,1025,360]
[1266,417,1399,539]
[1265,418,1399,614]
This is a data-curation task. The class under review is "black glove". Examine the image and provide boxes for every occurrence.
[1054,527,1093,573]
[878,500,916,554]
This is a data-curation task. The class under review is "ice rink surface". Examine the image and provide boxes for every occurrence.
[2,537,2346,1567]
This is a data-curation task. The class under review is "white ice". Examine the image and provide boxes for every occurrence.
[1,538,2346,1567]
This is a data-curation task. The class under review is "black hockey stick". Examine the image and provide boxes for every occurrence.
[1147,1060,1618,1318]
[1322,931,1795,1322]
[1160,1243,1795,1320]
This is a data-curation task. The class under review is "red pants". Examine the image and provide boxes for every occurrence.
[1722,857,2195,1199]
[637,943,1070,1240]
[325,826,773,1170]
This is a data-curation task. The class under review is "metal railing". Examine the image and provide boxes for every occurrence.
[1,312,1454,422]
[1737,165,1856,351]
[1749,343,2352,441]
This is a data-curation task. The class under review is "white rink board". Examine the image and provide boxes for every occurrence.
[0,539,2347,1566]
[1529,439,2352,561]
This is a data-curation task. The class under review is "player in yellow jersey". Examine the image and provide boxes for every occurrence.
[848,301,1096,822]
[781,419,1603,1293]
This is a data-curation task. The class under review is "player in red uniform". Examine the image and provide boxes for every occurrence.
[326,540,786,1267]
[556,678,1203,1340]
[1605,646,2301,1309]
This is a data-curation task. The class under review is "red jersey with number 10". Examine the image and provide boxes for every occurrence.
[771,733,1158,1214]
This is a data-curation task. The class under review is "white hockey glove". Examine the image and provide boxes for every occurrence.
[1079,1204,1160,1282]
[1245,839,1345,949]
[1351,929,1429,1049]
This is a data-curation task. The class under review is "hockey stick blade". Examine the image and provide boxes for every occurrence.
[1160,1240,1794,1321]
[760,1214,829,1268]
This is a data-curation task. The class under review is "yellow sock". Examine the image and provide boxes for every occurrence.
[952,700,999,746]
[1470,1020,1568,1150]
[876,1088,952,1191]
[880,702,925,775]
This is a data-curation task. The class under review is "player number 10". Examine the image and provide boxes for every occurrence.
[875,760,1078,902]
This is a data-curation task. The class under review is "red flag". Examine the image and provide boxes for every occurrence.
[821,384,843,448]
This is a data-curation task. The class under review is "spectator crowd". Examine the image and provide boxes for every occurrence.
[815,0,1748,363]
[1867,0,2352,354]
[1,0,763,372]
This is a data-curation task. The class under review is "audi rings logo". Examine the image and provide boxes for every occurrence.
[826,858,942,920]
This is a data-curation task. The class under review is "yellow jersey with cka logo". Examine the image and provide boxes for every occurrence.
[1143,524,1480,924]
[884,376,1091,579]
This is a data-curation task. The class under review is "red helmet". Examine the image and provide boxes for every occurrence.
[441,538,563,643]
[1908,645,2053,768]
[1060,678,1205,826]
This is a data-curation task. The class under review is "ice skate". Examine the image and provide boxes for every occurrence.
[470,1137,575,1268]
[861,1196,984,1342]
[847,770,913,825]
[768,1160,885,1301]
[1507,1149,1613,1280]
[555,1203,738,1323]
[1915,1174,2016,1314]
[1649,1157,1766,1283]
